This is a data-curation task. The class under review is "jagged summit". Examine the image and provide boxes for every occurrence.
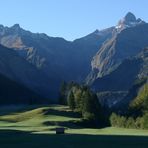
[92,12,145,37]
[11,24,21,29]
[0,24,22,34]
[116,12,145,30]
[124,12,136,22]
[93,29,100,34]
[0,24,21,30]
[11,24,22,32]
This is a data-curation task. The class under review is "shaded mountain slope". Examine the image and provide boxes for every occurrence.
[92,48,148,92]
[0,44,51,100]
[0,72,44,105]
[92,58,143,92]
[92,48,148,109]
[0,24,113,98]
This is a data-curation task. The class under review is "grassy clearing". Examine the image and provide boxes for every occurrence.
[0,105,148,148]
[0,105,81,133]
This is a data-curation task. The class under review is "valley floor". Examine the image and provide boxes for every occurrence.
[0,105,148,148]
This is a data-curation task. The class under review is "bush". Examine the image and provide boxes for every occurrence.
[110,113,137,128]
[83,112,96,121]
[135,117,142,128]
[126,117,136,128]
[140,113,148,129]
[110,113,118,127]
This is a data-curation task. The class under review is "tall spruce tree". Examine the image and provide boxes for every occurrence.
[67,91,75,110]
[59,81,67,105]
[82,89,102,121]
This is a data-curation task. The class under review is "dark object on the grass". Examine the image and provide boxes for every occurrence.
[56,128,65,134]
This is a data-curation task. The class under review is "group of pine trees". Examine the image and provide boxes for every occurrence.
[59,82,104,127]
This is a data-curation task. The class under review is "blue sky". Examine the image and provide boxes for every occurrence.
[0,0,147,40]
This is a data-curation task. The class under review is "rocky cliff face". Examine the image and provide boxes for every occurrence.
[137,48,148,78]
[91,48,148,108]
[91,47,148,90]
[116,12,145,31]
[88,13,148,85]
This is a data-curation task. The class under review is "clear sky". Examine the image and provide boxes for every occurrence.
[0,0,147,41]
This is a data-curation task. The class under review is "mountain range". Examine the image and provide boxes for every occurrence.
[0,21,112,99]
[0,12,147,106]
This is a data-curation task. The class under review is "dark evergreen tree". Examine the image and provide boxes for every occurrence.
[65,82,104,127]
[67,91,75,110]
[82,90,102,121]
[59,81,67,105]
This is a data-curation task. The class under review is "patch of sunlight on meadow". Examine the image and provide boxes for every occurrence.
[0,105,148,136]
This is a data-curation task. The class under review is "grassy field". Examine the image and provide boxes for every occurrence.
[0,105,148,148]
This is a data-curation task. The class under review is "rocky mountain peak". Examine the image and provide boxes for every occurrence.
[94,29,100,33]
[124,12,136,22]
[0,24,21,33]
[0,24,4,29]
[10,24,22,33]
[11,24,21,29]
[116,12,145,30]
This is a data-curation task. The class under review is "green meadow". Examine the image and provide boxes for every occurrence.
[0,105,148,148]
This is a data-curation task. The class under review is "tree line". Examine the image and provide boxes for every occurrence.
[110,83,148,129]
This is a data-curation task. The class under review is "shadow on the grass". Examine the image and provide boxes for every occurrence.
[44,108,81,118]
[0,105,47,116]
[43,120,83,129]
[0,129,148,148]
[0,105,81,119]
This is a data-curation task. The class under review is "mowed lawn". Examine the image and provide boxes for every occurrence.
[0,105,148,148]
